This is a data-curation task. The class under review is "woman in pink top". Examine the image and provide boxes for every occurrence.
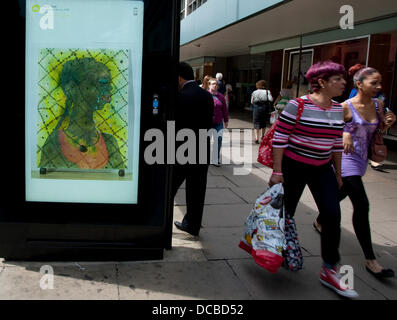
[208,78,229,166]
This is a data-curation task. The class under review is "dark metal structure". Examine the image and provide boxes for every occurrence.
[0,0,180,261]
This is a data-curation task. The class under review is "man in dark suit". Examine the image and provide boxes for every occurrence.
[172,62,214,236]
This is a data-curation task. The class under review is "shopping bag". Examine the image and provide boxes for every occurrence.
[282,215,304,271]
[239,183,286,273]
[257,98,305,168]
[269,110,278,124]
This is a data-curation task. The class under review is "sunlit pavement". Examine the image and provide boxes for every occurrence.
[1,114,396,300]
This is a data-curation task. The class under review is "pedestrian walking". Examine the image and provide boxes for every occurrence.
[216,73,226,95]
[314,66,396,279]
[225,83,234,110]
[269,61,359,298]
[273,80,295,115]
[172,62,214,236]
[201,75,211,91]
[208,77,229,166]
[251,80,273,143]
[347,64,391,170]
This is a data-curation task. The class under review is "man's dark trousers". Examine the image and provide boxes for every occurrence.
[171,164,209,234]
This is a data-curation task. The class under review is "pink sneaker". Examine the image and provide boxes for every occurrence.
[320,266,359,299]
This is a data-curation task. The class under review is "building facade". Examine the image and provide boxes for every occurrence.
[180,0,397,136]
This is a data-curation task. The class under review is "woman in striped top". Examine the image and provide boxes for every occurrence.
[269,61,358,298]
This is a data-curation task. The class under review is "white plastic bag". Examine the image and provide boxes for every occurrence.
[239,183,286,273]
[270,110,278,124]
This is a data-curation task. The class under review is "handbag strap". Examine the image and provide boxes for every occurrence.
[292,97,305,130]
[374,99,385,132]
[213,95,222,105]
[273,97,304,125]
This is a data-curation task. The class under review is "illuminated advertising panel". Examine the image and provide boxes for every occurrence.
[25,0,143,204]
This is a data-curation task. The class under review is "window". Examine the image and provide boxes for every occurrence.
[182,0,207,18]
[180,0,186,20]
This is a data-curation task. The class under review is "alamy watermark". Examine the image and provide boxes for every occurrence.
[339,5,354,30]
[339,265,354,290]
[35,4,54,30]
[40,265,54,290]
[144,121,253,175]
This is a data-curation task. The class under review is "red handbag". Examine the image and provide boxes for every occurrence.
[257,98,305,168]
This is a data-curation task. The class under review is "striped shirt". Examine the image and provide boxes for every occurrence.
[273,95,344,166]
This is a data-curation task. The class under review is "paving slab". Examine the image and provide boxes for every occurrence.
[208,164,233,176]
[173,203,251,233]
[178,175,238,189]
[367,198,397,222]
[341,255,397,300]
[224,168,270,188]
[290,199,351,226]
[341,223,397,257]
[164,242,207,263]
[174,188,245,206]
[173,205,186,221]
[230,187,268,204]
[370,222,397,245]
[365,182,397,200]
[117,261,252,300]
[293,224,369,258]
[168,219,206,263]
[207,176,239,188]
[293,202,321,225]
[200,227,250,260]
[0,263,118,300]
[363,167,396,183]
[201,204,253,227]
[292,186,316,204]
[228,256,385,300]
[292,224,321,257]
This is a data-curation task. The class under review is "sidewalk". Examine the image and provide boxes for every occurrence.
[0,115,396,300]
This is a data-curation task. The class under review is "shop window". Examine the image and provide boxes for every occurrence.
[369,32,397,112]
[313,38,369,101]
[287,50,313,98]
[284,38,369,101]
[368,32,397,135]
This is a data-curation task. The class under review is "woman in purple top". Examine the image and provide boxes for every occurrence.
[208,78,229,166]
[314,67,396,279]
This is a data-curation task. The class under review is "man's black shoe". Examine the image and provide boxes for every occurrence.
[174,221,199,236]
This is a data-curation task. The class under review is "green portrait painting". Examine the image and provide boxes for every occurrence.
[37,48,129,170]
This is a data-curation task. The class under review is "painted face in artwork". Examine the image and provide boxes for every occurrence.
[79,66,112,111]
[61,58,113,112]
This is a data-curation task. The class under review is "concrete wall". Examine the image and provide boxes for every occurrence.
[180,0,284,45]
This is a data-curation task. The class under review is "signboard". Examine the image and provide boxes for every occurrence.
[25,0,143,204]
